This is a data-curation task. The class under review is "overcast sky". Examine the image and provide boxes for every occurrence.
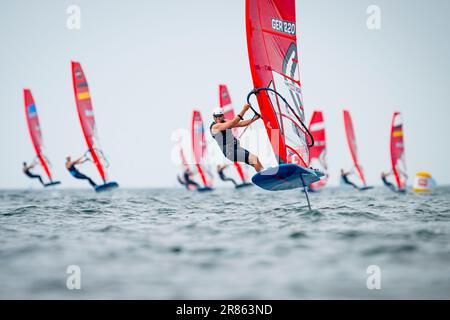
[1,0,449,188]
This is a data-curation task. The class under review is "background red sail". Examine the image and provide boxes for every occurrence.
[343,110,366,186]
[390,112,406,189]
[219,84,247,183]
[246,0,309,167]
[308,111,327,189]
[71,61,107,183]
[191,110,211,187]
[23,89,53,181]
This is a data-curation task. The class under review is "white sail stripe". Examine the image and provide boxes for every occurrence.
[309,122,325,131]
[221,103,234,113]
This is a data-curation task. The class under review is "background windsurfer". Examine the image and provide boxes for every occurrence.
[216,164,237,186]
[65,156,97,188]
[381,171,396,192]
[22,161,44,186]
[181,168,199,190]
[210,104,263,172]
[340,169,359,189]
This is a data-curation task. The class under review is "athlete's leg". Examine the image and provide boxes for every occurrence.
[28,173,45,185]
[186,178,200,189]
[350,182,359,189]
[223,177,238,186]
[186,180,199,189]
[248,153,263,172]
[343,177,359,189]
[86,177,97,188]
[387,182,396,192]
[74,172,97,188]
[232,147,263,172]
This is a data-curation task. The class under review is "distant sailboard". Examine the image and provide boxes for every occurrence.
[246,0,323,208]
[23,89,61,187]
[219,84,252,189]
[192,110,214,192]
[71,61,118,192]
[308,111,328,191]
[343,110,372,190]
[389,112,407,192]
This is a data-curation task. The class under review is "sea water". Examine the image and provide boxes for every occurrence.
[0,187,449,299]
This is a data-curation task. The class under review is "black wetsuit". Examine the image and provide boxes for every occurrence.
[382,176,396,192]
[210,123,250,165]
[24,169,44,185]
[68,164,97,188]
[341,174,359,189]
[183,172,200,190]
[218,169,237,186]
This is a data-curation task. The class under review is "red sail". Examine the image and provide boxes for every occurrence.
[390,112,407,190]
[246,0,309,167]
[308,111,327,189]
[71,61,107,183]
[219,84,247,183]
[343,110,366,186]
[191,110,211,187]
[23,89,53,181]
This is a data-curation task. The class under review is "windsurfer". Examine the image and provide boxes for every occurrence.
[210,104,263,172]
[381,171,396,192]
[65,156,97,188]
[182,169,200,190]
[216,164,237,186]
[340,169,359,189]
[23,161,45,186]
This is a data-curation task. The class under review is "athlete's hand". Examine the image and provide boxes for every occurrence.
[243,103,251,112]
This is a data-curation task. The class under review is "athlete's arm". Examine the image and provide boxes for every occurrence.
[74,157,86,165]
[235,114,260,128]
[212,104,251,132]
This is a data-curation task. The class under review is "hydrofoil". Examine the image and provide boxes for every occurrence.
[44,181,61,187]
[95,182,119,193]
[252,164,324,210]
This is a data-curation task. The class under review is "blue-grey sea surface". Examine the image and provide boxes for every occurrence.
[0,187,449,299]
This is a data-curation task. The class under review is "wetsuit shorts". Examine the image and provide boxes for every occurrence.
[226,145,250,165]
